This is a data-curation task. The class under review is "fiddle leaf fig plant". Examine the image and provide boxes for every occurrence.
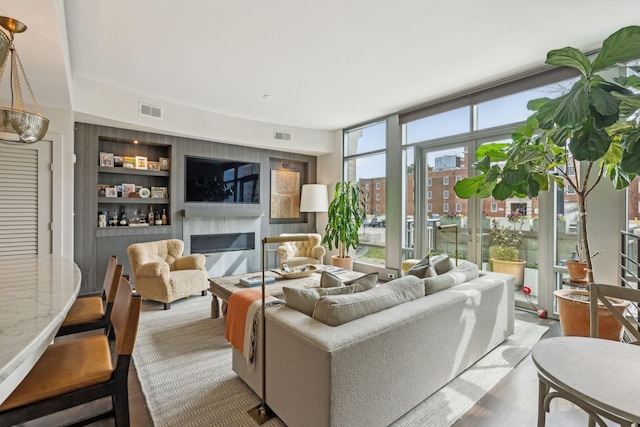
[323,181,366,259]
[454,25,640,283]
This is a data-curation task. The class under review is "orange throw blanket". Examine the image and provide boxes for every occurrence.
[224,289,265,354]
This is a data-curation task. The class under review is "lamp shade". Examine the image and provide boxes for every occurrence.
[300,184,328,213]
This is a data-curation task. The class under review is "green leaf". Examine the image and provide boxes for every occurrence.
[615,75,640,91]
[622,127,640,153]
[606,163,634,190]
[569,120,611,161]
[554,85,590,127]
[589,106,619,129]
[502,169,528,185]
[492,181,514,201]
[472,155,491,173]
[477,180,497,199]
[526,176,541,198]
[527,97,551,111]
[546,47,592,76]
[476,142,510,161]
[453,175,485,199]
[536,95,565,125]
[592,26,640,72]
[532,173,549,192]
[549,126,570,146]
[589,86,620,116]
[620,148,640,174]
[602,141,623,164]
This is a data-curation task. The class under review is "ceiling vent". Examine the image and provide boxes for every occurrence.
[274,130,292,141]
[139,102,163,119]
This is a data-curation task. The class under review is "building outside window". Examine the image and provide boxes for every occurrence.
[427,191,432,199]
[456,203,462,212]
[427,178,432,186]
[443,189,449,199]
[443,203,449,212]
[443,176,449,185]
[491,202,498,212]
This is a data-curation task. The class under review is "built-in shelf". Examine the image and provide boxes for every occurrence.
[99,197,169,204]
[98,167,169,177]
[183,208,264,218]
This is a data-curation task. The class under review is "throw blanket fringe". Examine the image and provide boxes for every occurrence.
[249,297,283,365]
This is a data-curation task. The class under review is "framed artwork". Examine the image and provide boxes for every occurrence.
[113,156,124,167]
[159,157,170,171]
[98,184,109,197]
[105,187,118,198]
[147,161,159,171]
[123,157,136,169]
[135,156,148,170]
[270,169,300,219]
[99,152,114,167]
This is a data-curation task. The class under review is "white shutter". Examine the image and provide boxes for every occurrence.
[0,146,39,255]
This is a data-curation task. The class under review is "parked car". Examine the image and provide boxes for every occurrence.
[370,216,386,227]
[362,218,372,227]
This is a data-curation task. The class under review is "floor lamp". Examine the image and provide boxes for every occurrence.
[248,234,311,424]
[438,223,458,266]
[299,184,328,234]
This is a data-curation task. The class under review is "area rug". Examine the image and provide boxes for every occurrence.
[133,296,548,427]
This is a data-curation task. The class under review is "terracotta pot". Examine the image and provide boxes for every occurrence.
[491,258,526,288]
[565,260,589,283]
[331,255,353,271]
[554,289,629,341]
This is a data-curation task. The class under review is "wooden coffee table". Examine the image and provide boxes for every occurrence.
[208,267,364,319]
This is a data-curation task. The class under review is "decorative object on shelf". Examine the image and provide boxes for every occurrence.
[150,186,167,199]
[105,187,117,198]
[123,157,135,169]
[147,161,159,171]
[0,16,49,144]
[154,210,162,225]
[148,207,154,225]
[322,181,366,270]
[98,213,107,228]
[270,169,300,219]
[138,187,150,198]
[98,184,108,196]
[122,183,135,198]
[100,152,114,167]
[109,209,118,227]
[119,207,128,226]
[159,157,170,171]
[113,155,123,167]
[299,184,328,233]
[135,156,147,170]
[248,234,311,424]
[161,209,167,225]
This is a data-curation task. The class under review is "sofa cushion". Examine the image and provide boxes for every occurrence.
[407,256,431,278]
[430,254,455,275]
[320,271,345,288]
[283,275,377,316]
[423,261,479,295]
[312,275,424,326]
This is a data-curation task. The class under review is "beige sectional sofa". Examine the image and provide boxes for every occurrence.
[232,268,514,427]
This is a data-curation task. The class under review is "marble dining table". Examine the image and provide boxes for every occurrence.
[0,254,81,404]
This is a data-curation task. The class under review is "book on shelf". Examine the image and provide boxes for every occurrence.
[239,275,276,287]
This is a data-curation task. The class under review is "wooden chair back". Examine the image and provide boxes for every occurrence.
[111,276,142,355]
[589,283,640,344]
[104,255,123,303]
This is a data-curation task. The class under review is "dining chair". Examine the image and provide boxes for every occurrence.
[56,255,122,337]
[0,275,142,426]
[589,282,640,344]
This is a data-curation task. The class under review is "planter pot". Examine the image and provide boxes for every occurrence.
[331,255,353,271]
[554,289,629,341]
[491,258,526,288]
[565,260,589,283]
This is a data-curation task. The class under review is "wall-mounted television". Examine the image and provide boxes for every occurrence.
[185,155,260,203]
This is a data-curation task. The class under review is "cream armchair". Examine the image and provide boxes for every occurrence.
[127,239,209,309]
[276,233,325,268]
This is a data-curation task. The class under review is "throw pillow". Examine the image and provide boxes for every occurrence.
[407,256,431,278]
[282,287,319,316]
[423,261,479,295]
[320,271,345,288]
[312,275,424,326]
[430,254,455,275]
[343,272,379,291]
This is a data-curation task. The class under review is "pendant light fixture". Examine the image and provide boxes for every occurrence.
[0,16,49,144]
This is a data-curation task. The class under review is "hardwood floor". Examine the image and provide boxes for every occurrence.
[16,310,602,426]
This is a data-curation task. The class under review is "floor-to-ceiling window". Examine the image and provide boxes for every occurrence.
[344,121,387,266]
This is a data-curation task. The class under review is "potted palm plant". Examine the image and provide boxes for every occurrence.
[454,26,640,339]
[322,181,366,270]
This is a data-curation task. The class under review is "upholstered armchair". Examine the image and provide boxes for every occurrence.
[276,233,325,268]
[127,239,209,309]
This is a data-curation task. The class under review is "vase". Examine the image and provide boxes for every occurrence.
[554,289,629,340]
[565,260,589,283]
[331,255,353,270]
[491,258,526,288]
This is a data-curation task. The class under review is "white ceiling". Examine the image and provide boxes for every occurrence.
[2,0,640,131]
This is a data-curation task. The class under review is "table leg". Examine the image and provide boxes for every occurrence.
[538,376,549,427]
[222,301,228,320]
[211,295,220,319]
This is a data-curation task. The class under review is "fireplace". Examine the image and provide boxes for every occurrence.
[191,232,255,254]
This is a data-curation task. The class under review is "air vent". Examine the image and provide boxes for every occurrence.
[274,130,292,141]
[139,102,163,119]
